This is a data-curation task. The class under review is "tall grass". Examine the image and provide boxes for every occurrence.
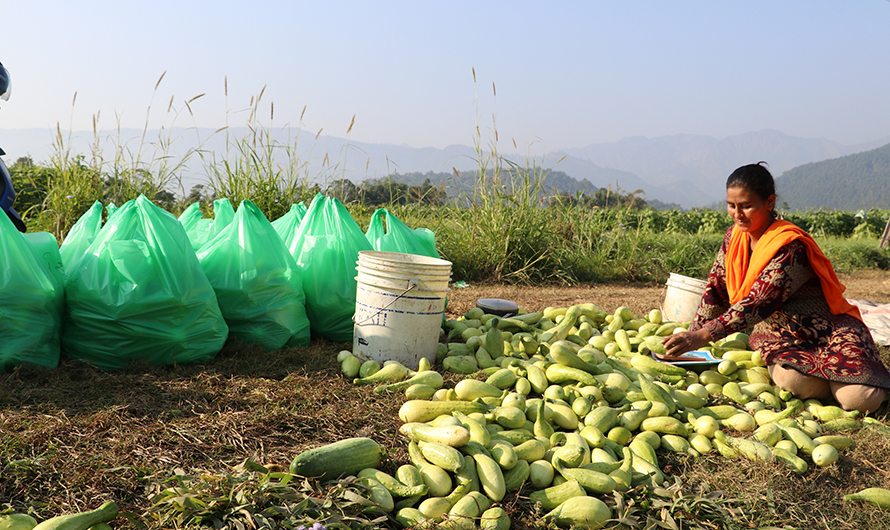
[374,173,885,286]
[196,83,325,221]
[102,71,197,204]
[371,74,734,285]
[423,203,726,285]
[8,73,890,282]
[414,73,580,283]
[820,236,890,273]
[21,73,201,239]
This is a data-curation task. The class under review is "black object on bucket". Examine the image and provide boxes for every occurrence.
[476,298,519,317]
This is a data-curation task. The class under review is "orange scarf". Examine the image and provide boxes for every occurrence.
[725,220,862,321]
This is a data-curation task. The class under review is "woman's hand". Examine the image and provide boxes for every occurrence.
[661,328,713,357]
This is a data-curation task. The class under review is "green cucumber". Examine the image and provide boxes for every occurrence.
[289,437,382,480]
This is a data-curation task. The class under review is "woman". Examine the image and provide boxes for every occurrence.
[662,162,889,414]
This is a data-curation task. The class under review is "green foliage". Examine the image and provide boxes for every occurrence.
[820,237,890,273]
[549,186,647,209]
[777,141,890,210]
[8,157,55,218]
[11,151,105,237]
[392,168,648,209]
[11,148,890,283]
[145,461,389,530]
[784,208,889,238]
[347,176,446,206]
[10,153,175,239]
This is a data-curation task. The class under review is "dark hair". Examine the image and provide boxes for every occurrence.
[726,161,776,201]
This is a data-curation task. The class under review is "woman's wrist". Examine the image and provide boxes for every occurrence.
[691,328,713,350]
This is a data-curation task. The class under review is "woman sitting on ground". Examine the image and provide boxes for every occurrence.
[662,162,890,414]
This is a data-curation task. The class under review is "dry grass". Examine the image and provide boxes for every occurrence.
[0,339,405,522]
[3,277,890,529]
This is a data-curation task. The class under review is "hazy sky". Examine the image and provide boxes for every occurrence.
[3,1,889,153]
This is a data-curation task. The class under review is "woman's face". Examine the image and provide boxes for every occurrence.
[726,186,776,241]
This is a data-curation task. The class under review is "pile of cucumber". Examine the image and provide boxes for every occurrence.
[328,302,885,528]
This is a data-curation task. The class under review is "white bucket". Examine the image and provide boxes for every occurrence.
[353,251,452,370]
[355,265,450,293]
[358,251,451,275]
[662,273,708,324]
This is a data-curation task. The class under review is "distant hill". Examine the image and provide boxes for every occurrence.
[775,142,890,210]
[560,130,890,208]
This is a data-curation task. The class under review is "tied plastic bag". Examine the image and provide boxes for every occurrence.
[281,194,372,342]
[106,202,119,220]
[179,199,235,251]
[24,231,66,289]
[0,215,64,370]
[59,200,104,272]
[271,202,308,241]
[196,199,311,350]
[177,201,203,234]
[365,208,439,258]
[63,195,228,370]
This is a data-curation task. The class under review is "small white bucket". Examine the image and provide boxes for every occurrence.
[358,250,451,275]
[353,251,452,370]
[355,265,450,293]
[662,273,707,324]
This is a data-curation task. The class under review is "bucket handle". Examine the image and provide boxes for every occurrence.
[353,281,418,326]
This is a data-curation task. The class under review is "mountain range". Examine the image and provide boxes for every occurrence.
[774,142,890,211]
[2,127,888,210]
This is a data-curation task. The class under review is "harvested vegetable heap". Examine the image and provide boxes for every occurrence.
[327,302,888,528]
[5,301,889,529]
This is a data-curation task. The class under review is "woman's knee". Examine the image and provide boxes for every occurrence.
[830,382,887,414]
[768,363,831,400]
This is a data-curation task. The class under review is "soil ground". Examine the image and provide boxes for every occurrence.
[443,269,890,319]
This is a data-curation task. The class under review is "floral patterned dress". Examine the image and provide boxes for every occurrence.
[689,227,890,389]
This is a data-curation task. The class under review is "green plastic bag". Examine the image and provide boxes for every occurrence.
[24,231,65,290]
[177,201,203,231]
[281,194,372,342]
[365,208,439,258]
[59,200,104,272]
[196,199,310,350]
[271,202,308,241]
[106,202,119,220]
[179,199,235,251]
[0,214,63,370]
[63,195,228,370]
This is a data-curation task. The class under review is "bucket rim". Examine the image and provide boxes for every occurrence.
[358,250,452,268]
[666,272,707,286]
